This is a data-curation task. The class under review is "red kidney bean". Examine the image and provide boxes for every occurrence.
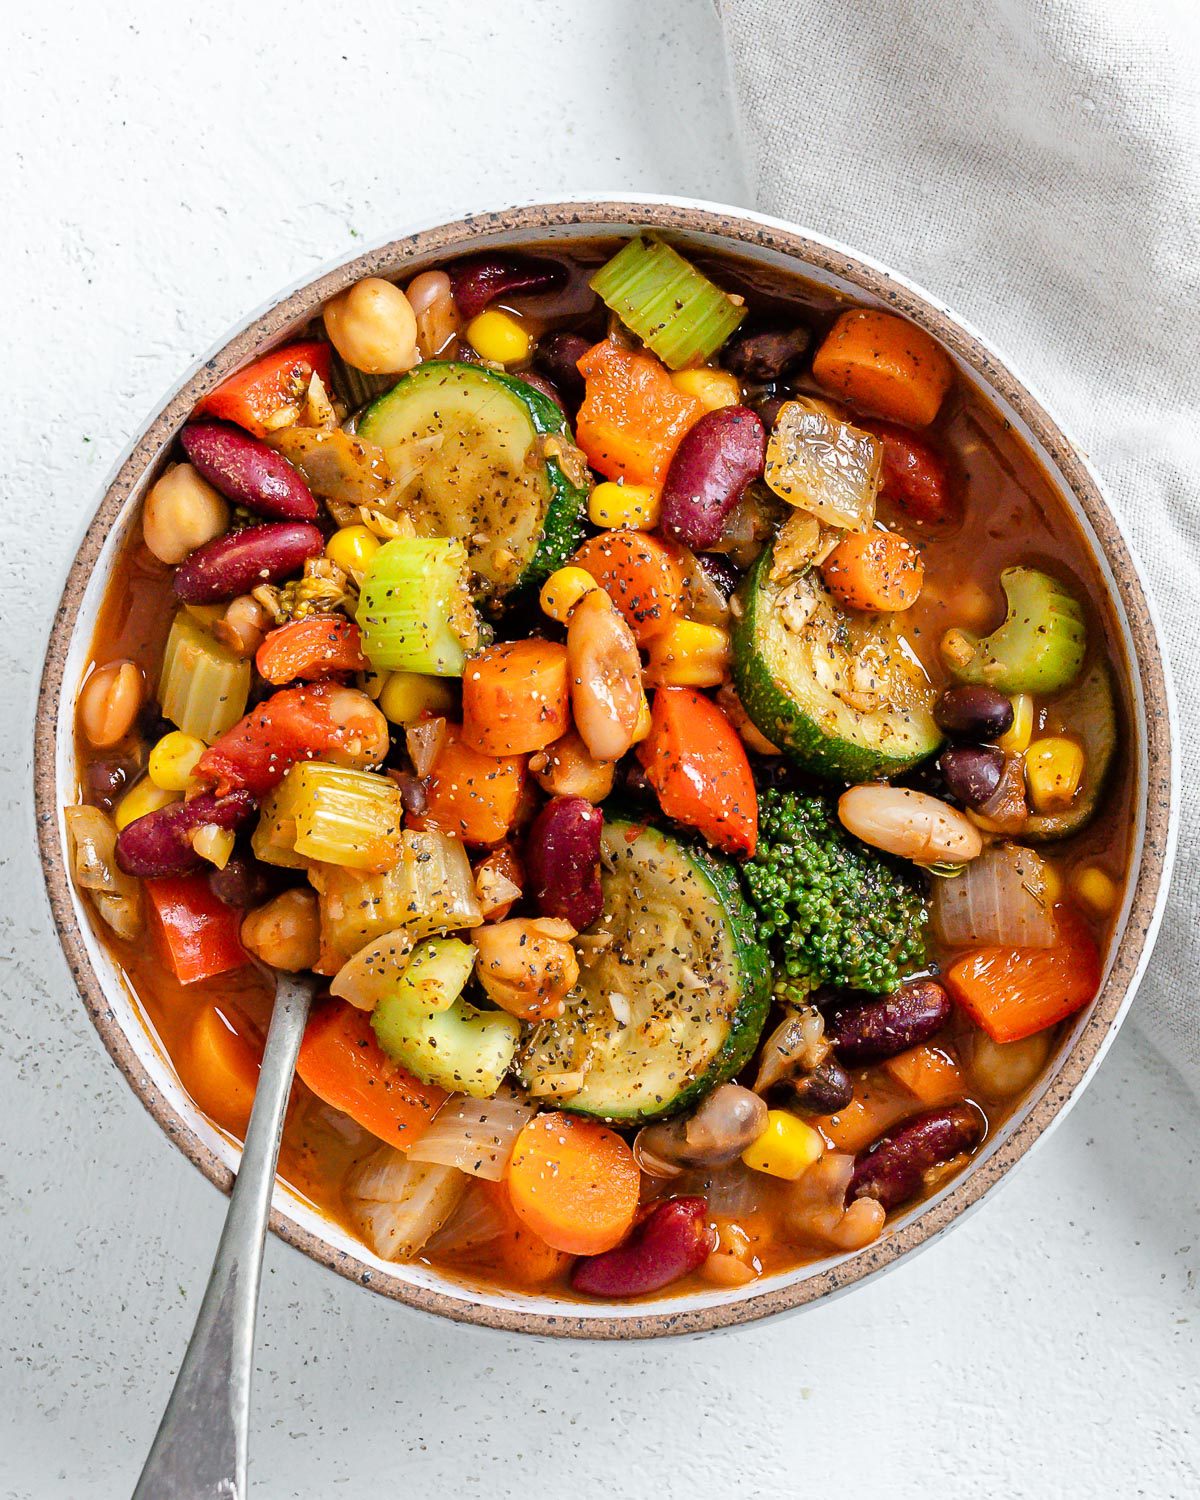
[723,324,811,383]
[524,796,603,930]
[173,522,325,604]
[771,1058,853,1115]
[660,406,766,549]
[938,745,1005,809]
[449,254,567,320]
[115,790,257,877]
[848,1104,985,1211]
[827,978,952,1065]
[864,420,955,524]
[207,850,278,909]
[181,423,318,521]
[534,331,591,405]
[571,1197,713,1298]
[934,686,1015,741]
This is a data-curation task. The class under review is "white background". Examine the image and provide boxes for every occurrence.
[2,3,1197,1496]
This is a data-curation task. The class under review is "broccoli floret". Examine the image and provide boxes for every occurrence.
[742,788,928,1001]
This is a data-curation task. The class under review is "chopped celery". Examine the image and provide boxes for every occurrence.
[942,568,1087,695]
[308,829,483,963]
[389,937,476,1013]
[356,537,476,676]
[590,236,746,369]
[251,785,307,869]
[256,762,403,872]
[373,969,520,1099]
[158,612,251,743]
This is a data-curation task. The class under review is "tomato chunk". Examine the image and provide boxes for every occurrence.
[636,686,757,855]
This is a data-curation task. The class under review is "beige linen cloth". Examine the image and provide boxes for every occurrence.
[718,0,1200,1088]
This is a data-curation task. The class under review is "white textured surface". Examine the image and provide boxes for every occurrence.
[1,4,1196,1497]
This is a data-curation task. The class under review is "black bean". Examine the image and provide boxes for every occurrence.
[934,686,1015,741]
[938,745,1006,809]
[696,552,742,600]
[534,332,591,406]
[84,758,136,814]
[208,850,278,909]
[724,325,812,383]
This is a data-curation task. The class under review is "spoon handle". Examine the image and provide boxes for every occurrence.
[132,974,315,1500]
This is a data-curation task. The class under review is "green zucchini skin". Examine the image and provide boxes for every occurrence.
[1025,659,1117,841]
[518,819,770,1126]
[732,541,942,783]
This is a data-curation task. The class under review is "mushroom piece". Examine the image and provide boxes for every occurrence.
[633,1085,769,1179]
[752,1009,829,1094]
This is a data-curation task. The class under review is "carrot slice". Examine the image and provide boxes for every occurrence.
[481,1179,572,1286]
[572,530,684,644]
[146,875,248,984]
[296,1001,446,1150]
[414,725,526,846]
[944,906,1102,1044]
[813,1083,913,1153]
[255,618,368,685]
[882,1044,965,1106]
[636,686,758,855]
[812,310,954,427]
[187,1002,263,1135]
[821,531,924,612]
[506,1111,640,1256]
[575,341,703,487]
[461,640,570,756]
[194,341,334,438]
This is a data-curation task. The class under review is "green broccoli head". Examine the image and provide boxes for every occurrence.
[743,788,928,1001]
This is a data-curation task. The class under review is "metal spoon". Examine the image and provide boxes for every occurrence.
[132,972,316,1499]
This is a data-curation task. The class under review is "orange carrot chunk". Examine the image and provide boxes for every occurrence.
[481,1179,573,1286]
[255,617,369,685]
[812,309,954,428]
[637,686,758,856]
[296,1001,446,1151]
[882,1044,965,1106]
[187,1002,264,1135]
[414,725,527,846]
[821,531,924,612]
[575,340,703,488]
[506,1111,640,1256]
[571,530,684,644]
[461,639,570,757]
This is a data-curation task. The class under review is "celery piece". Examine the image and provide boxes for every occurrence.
[261,762,403,872]
[373,986,520,1099]
[356,537,475,676]
[386,937,476,1014]
[251,785,307,870]
[158,612,251,744]
[590,237,747,370]
[942,568,1087,695]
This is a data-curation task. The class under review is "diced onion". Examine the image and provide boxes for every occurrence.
[673,1162,773,1219]
[347,1149,466,1261]
[933,842,1057,949]
[406,716,448,779]
[65,805,143,940]
[426,1182,508,1256]
[406,1087,536,1180]
[764,398,881,531]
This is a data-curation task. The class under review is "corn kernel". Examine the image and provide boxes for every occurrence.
[466,309,529,366]
[379,671,457,726]
[115,776,180,831]
[742,1110,824,1180]
[147,730,207,792]
[539,566,598,624]
[631,693,652,744]
[1041,860,1064,905]
[1073,864,1119,916]
[325,524,381,575]
[996,693,1034,754]
[670,367,742,411]
[645,619,731,689]
[191,824,236,869]
[588,480,661,531]
[1025,736,1085,813]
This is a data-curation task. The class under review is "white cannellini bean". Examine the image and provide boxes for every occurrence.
[837,784,984,865]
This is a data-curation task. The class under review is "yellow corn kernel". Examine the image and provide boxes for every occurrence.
[645,619,731,689]
[379,670,457,726]
[191,824,236,869]
[742,1110,824,1180]
[115,777,180,831]
[1041,860,1064,906]
[588,480,661,531]
[670,367,742,410]
[1073,864,1119,916]
[631,692,652,744]
[996,693,1034,754]
[539,566,598,624]
[147,730,207,792]
[1025,736,1085,813]
[466,309,529,366]
[325,524,381,575]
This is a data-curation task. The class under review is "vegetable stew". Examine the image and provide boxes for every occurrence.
[68,234,1132,1302]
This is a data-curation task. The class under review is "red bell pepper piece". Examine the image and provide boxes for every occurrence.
[193,341,334,438]
[862,419,955,524]
[636,686,758,856]
[255,618,368,686]
[194,682,348,797]
[146,875,248,985]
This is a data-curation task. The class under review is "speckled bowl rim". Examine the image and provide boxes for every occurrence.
[35,197,1176,1340]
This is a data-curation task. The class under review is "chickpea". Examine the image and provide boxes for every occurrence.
[968,1029,1052,1100]
[212,594,270,658]
[321,685,391,770]
[472,917,579,1022]
[142,462,230,565]
[240,888,321,973]
[78,660,143,748]
[566,589,643,762]
[323,277,419,375]
[531,727,616,803]
[405,270,460,359]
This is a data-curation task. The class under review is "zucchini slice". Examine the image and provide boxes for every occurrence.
[1025,659,1117,841]
[357,361,587,599]
[518,820,769,1125]
[732,541,942,782]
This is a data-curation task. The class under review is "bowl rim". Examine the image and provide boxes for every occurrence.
[34,195,1177,1340]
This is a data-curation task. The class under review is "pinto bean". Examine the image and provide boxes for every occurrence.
[570,1197,714,1298]
[524,796,604,930]
[723,324,812,384]
[448,254,567,320]
[827,979,953,1065]
[173,522,325,604]
[660,406,766,549]
[847,1104,985,1211]
[114,790,257,878]
[180,423,318,521]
